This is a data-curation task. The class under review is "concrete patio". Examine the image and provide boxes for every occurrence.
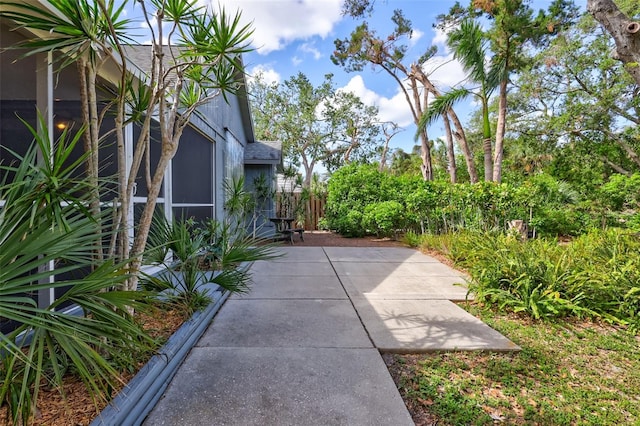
[143,246,519,425]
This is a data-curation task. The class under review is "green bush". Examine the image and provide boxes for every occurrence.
[326,164,634,238]
[600,173,640,211]
[363,201,404,237]
[325,163,398,236]
[530,206,592,237]
[334,210,365,237]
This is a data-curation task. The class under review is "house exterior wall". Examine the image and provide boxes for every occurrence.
[245,164,277,237]
[0,21,262,322]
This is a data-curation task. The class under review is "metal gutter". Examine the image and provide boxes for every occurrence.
[91,283,230,426]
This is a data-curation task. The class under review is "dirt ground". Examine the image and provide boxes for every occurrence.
[276,230,407,247]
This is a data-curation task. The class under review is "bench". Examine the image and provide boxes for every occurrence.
[269,217,304,244]
[275,228,304,244]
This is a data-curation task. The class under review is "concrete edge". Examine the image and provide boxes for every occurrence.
[91,288,231,426]
[377,344,522,354]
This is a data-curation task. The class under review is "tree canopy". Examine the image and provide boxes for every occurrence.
[249,72,383,186]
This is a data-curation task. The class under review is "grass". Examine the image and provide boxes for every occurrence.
[389,304,640,425]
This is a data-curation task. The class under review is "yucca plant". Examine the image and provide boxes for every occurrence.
[0,121,154,425]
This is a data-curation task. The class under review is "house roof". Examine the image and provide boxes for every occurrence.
[244,140,282,165]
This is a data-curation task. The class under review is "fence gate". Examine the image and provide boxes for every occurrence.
[275,193,326,231]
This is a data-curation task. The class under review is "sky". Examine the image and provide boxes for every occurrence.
[122,0,588,159]
[208,0,588,156]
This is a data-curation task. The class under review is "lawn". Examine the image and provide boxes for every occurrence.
[388,303,640,426]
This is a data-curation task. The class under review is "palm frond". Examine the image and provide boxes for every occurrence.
[416,87,471,139]
[447,19,488,84]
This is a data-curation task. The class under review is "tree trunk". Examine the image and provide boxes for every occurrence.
[419,131,433,181]
[447,109,478,183]
[77,59,103,265]
[492,78,508,183]
[442,113,456,183]
[379,123,400,172]
[588,0,640,86]
[408,65,434,181]
[128,134,181,291]
[481,96,493,182]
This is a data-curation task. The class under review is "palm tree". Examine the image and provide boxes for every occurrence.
[418,19,502,182]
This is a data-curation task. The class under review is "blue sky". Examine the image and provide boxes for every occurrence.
[124,0,588,156]
[212,0,589,155]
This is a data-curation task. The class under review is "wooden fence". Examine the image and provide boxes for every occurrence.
[275,193,326,231]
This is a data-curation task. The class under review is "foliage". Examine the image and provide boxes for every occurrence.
[332,8,445,181]
[509,11,640,180]
[248,72,382,186]
[142,215,279,314]
[325,164,597,237]
[392,309,640,425]
[324,163,406,236]
[0,130,153,425]
[599,173,640,229]
[415,229,640,327]
[363,201,404,238]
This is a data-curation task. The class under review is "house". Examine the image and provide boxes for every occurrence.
[0,3,280,326]
[244,140,283,236]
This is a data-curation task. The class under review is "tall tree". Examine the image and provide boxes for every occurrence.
[334,5,478,183]
[249,72,382,186]
[2,0,253,291]
[508,11,640,178]
[588,0,640,86]
[438,0,579,182]
[419,19,496,181]
[332,11,431,181]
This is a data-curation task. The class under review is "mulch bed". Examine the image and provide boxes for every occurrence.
[275,230,406,247]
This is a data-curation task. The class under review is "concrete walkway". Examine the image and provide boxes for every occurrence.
[144,246,519,426]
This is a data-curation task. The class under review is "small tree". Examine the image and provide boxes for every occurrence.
[2,0,254,291]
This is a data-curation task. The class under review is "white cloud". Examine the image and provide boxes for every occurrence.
[422,53,468,89]
[213,0,343,54]
[431,26,450,52]
[247,64,281,85]
[409,28,424,47]
[291,56,303,67]
[299,42,322,60]
[338,76,415,128]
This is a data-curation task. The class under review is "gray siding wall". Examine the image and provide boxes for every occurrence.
[245,164,277,237]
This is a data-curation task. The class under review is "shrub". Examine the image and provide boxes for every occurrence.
[363,201,404,237]
[324,163,395,235]
[326,164,632,238]
[333,210,365,237]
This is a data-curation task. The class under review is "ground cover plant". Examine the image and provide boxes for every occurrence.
[389,229,640,425]
[412,230,640,329]
[388,305,640,425]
